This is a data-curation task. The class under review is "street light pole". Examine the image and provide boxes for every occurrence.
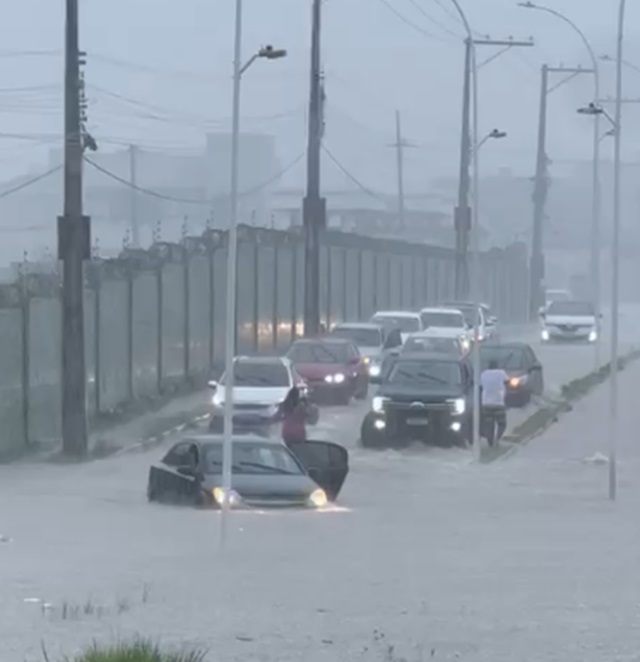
[517,1,601,367]
[221,0,287,546]
[609,0,626,501]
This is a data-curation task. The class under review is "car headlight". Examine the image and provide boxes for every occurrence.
[369,363,381,377]
[588,329,597,342]
[372,396,387,413]
[460,337,470,350]
[541,329,550,341]
[448,398,465,415]
[509,376,527,388]
[326,373,345,384]
[213,487,242,507]
[308,488,328,508]
[212,393,223,407]
[362,356,371,364]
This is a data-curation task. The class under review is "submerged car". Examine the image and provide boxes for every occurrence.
[208,357,306,433]
[369,310,423,343]
[147,435,349,507]
[361,352,473,448]
[287,337,369,404]
[540,300,599,344]
[480,342,544,407]
[401,330,467,357]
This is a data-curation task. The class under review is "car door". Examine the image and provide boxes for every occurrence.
[526,346,544,394]
[158,442,200,503]
[286,440,349,501]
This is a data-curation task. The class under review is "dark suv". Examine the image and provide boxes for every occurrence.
[361,352,473,448]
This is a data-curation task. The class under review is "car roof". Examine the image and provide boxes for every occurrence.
[442,300,479,309]
[419,307,464,315]
[293,336,351,344]
[372,310,420,318]
[332,322,382,330]
[234,355,289,365]
[408,330,460,339]
[395,351,461,363]
[183,434,286,446]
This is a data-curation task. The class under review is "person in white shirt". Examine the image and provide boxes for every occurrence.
[479,359,509,441]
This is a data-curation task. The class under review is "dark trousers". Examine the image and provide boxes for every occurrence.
[482,405,507,440]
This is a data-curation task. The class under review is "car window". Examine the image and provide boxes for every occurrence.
[330,326,382,347]
[288,342,348,363]
[388,360,461,389]
[163,442,198,467]
[480,347,527,370]
[371,315,421,333]
[203,442,303,475]
[403,336,459,354]
[547,301,594,316]
[420,312,465,328]
[220,361,290,387]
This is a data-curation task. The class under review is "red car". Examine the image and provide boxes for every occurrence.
[286,338,369,405]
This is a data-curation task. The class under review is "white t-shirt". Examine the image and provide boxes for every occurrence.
[480,368,509,407]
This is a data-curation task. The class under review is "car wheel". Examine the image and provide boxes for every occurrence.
[360,412,386,448]
[355,379,368,400]
[336,386,352,406]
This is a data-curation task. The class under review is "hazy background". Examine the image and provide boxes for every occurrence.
[0,0,639,288]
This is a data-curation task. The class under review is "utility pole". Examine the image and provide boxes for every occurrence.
[394,110,406,231]
[529,64,549,319]
[129,145,140,247]
[529,65,593,318]
[303,0,326,337]
[454,37,533,300]
[58,0,90,457]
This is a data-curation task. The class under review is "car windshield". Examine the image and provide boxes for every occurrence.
[288,341,347,364]
[481,347,527,370]
[444,304,476,327]
[547,301,594,316]
[330,326,382,347]
[403,337,459,355]
[420,312,464,328]
[204,441,303,475]
[220,361,289,387]
[547,290,571,302]
[371,315,420,333]
[388,360,461,389]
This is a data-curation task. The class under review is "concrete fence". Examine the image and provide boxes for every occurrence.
[0,225,529,456]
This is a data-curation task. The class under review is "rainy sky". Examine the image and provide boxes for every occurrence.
[0,0,638,191]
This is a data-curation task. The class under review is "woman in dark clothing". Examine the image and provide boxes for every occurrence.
[281,386,309,444]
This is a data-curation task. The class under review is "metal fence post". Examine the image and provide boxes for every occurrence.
[183,243,190,381]
[272,240,279,352]
[156,256,163,395]
[18,271,30,449]
[126,259,134,400]
[90,263,102,414]
[357,249,363,320]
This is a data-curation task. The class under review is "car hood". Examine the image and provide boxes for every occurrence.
[545,314,595,326]
[203,473,317,498]
[293,362,347,379]
[215,386,289,405]
[378,384,464,402]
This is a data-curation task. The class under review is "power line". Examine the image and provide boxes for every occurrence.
[376,0,447,41]
[83,151,306,204]
[407,0,463,39]
[0,164,62,200]
[322,144,388,204]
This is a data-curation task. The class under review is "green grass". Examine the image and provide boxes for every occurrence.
[67,640,207,662]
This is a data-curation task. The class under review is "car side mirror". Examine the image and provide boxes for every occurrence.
[530,362,542,372]
[177,466,197,477]
[207,380,218,390]
[538,306,545,316]
[349,357,360,365]
[489,316,498,325]
[539,312,546,319]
